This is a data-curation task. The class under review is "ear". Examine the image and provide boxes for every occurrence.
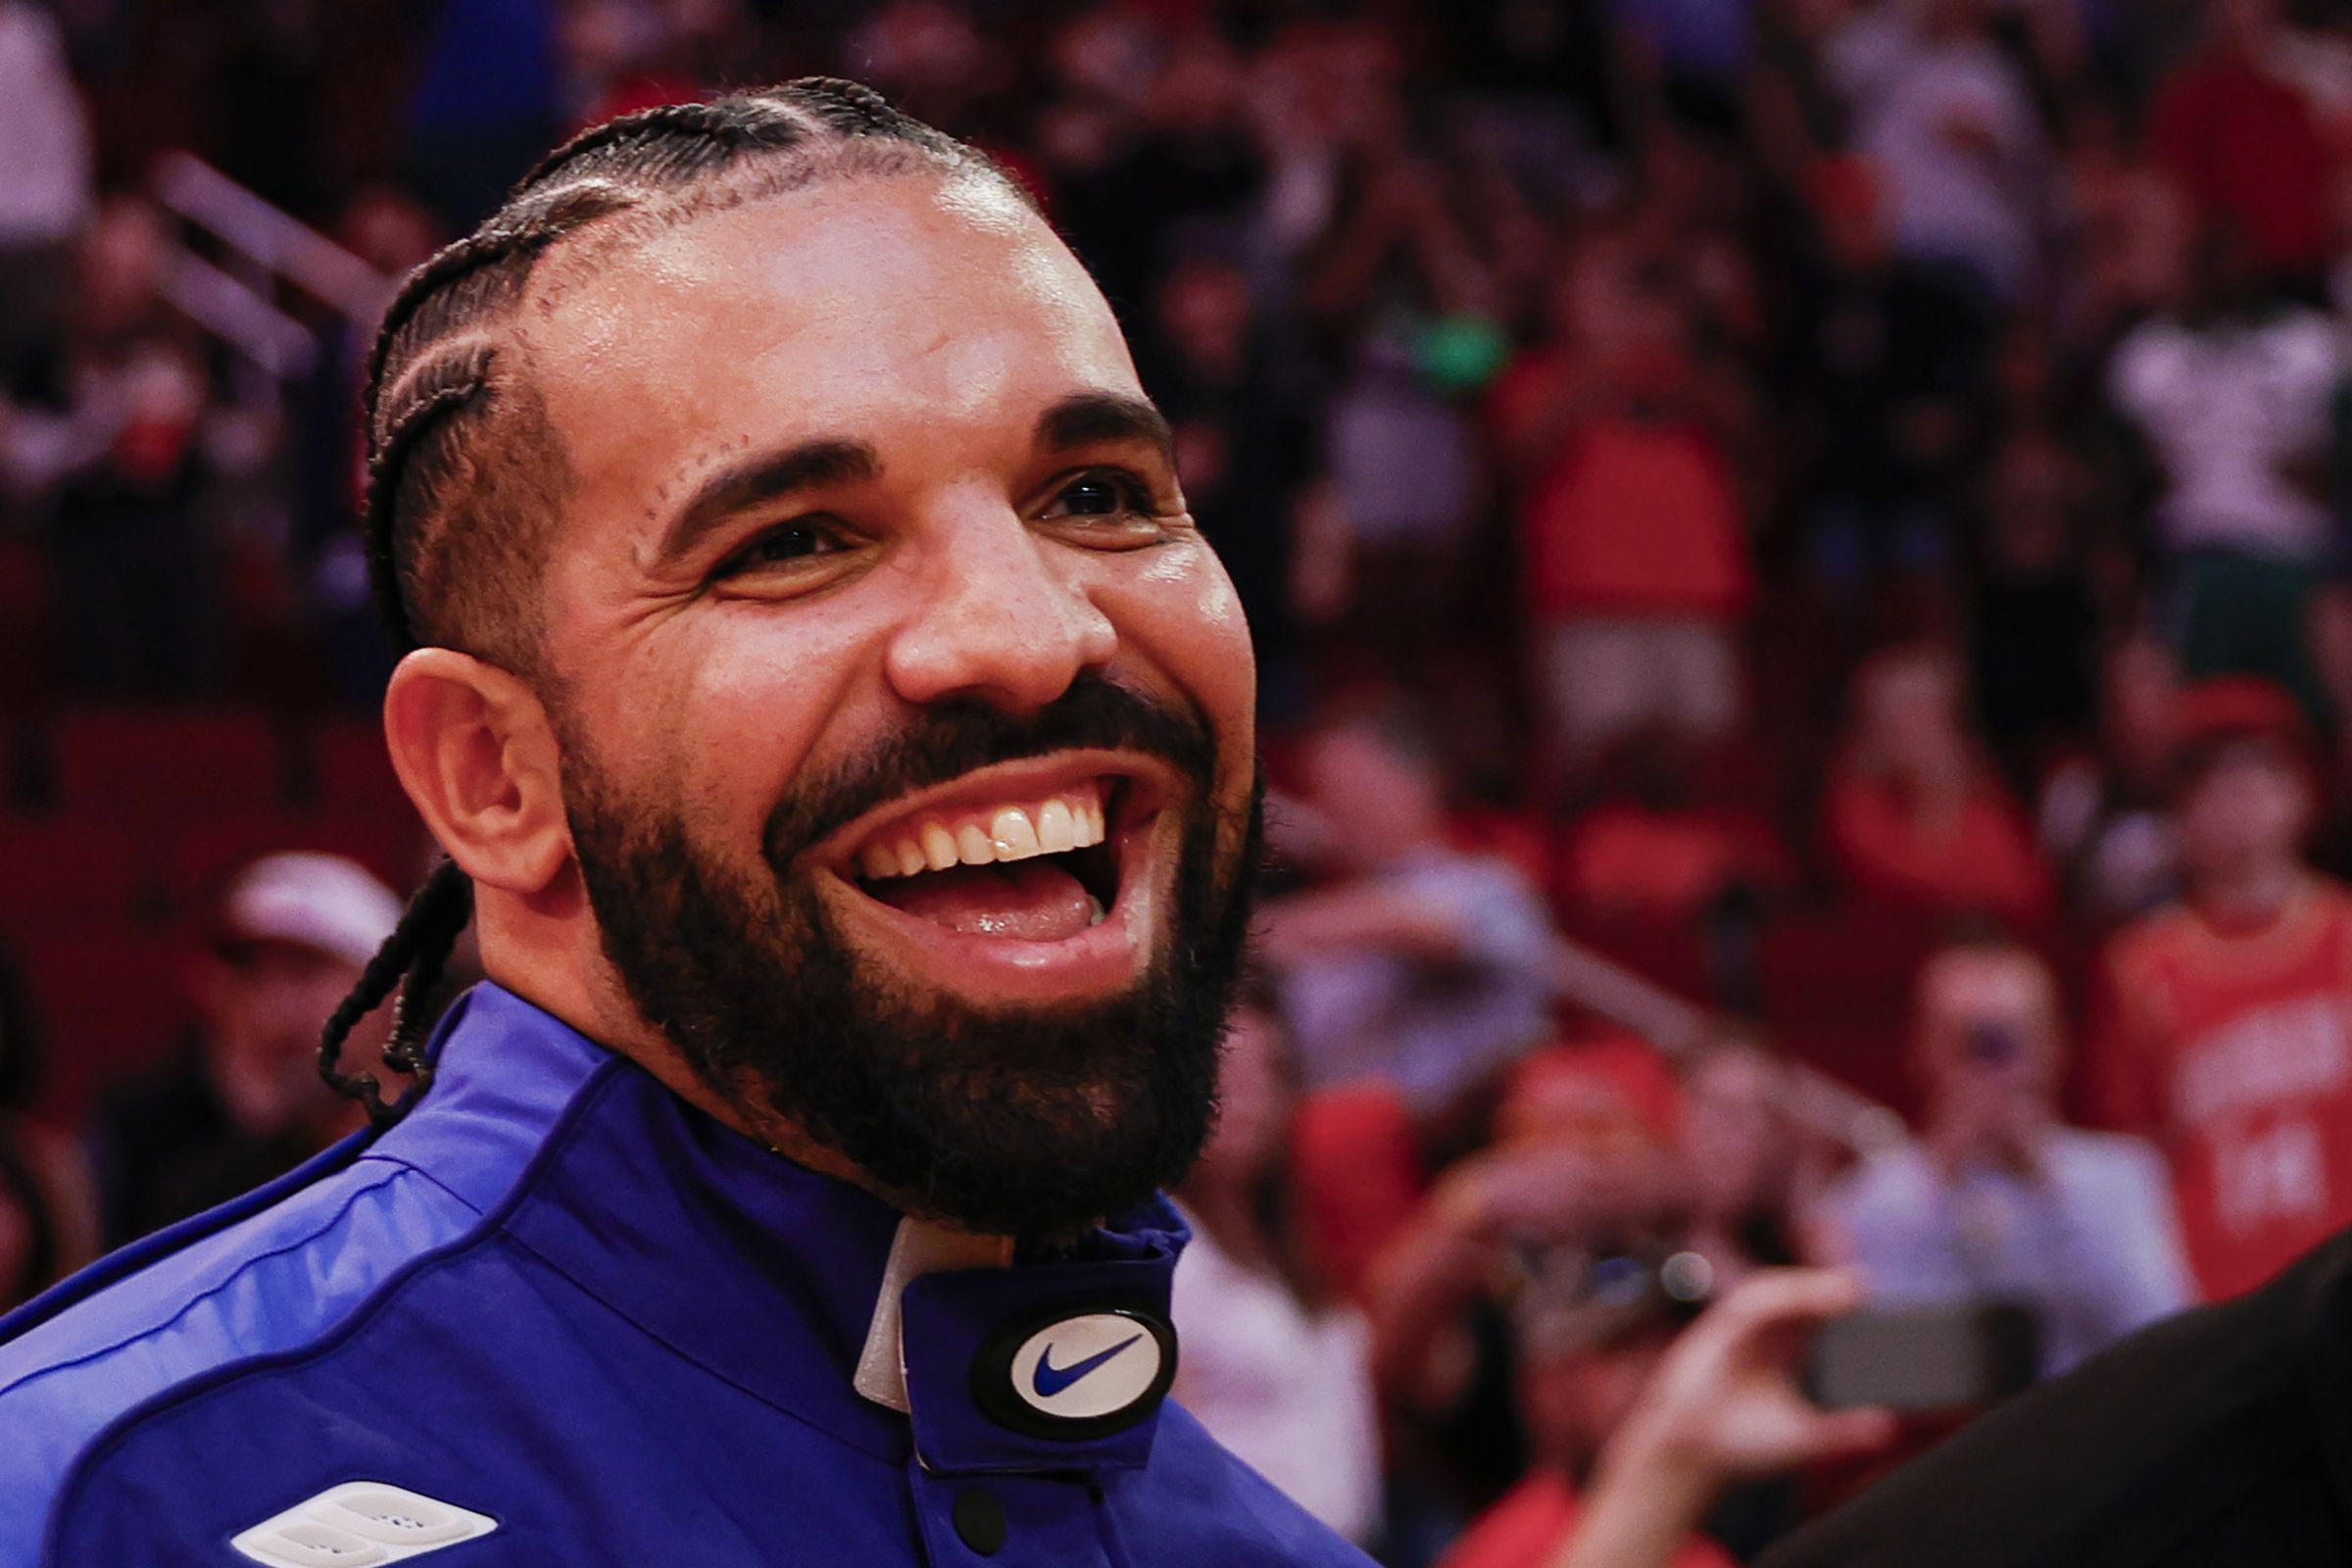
[383,648,571,896]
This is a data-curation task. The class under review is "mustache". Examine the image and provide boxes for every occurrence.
[760,669,1221,868]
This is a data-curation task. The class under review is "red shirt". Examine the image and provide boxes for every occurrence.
[2091,880,2352,1299]
[2150,56,2333,271]
[1822,772,2054,928]
[1491,353,1752,621]
[1439,1471,1735,1568]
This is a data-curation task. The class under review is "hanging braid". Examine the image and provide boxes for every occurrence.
[320,77,1024,1119]
[318,859,473,1127]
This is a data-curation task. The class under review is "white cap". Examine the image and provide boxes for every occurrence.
[220,852,404,969]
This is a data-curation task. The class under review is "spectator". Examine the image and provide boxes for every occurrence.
[0,0,91,398]
[1967,427,2105,795]
[1171,997,1384,1548]
[1678,1031,1811,1288]
[1365,1050,1684,1539]
[1822,645,2056,927]
[2148,0,2335,290]
[2037,637,2185,929]
[1440,1239,1740,1568]
[1259,700,1557,1114]
[1494,231,1753,769]
[1827,0,2050,303]
[1777,155,1992,595]
[1,196,235,697]
[0,941,97,1311]
[86,854,401,1246]
[2106,219,2349,729]
[1820,940,2193,1379]
[1540,1271,1896,1568]
[2088,677,2352,1300]
[1553,728,1794,926]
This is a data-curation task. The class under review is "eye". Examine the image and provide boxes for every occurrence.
[713,516,857,579]
[1038,467,1170,532]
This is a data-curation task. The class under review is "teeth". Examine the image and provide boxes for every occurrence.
[855,789,1115,880]
[990,808,1040,858]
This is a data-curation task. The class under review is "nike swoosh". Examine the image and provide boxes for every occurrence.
[1032,1332,1145,1398]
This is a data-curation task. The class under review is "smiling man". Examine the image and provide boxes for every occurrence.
[0,81,1366,1567]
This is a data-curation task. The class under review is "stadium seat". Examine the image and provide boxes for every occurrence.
[309,715,411,816]
[163,808,431,913]
[0,813,154,937]
[1754,907,1945,1120]
[50,707,287,814]
[13,925,193,1121]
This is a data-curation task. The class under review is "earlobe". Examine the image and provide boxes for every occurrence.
[383,649,571,896]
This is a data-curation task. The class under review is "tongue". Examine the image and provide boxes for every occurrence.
[866,858,1097,941]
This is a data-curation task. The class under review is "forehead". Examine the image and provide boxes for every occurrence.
[518,173,1137,500]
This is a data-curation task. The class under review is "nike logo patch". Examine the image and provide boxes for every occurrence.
[1032,1332,1143,1397]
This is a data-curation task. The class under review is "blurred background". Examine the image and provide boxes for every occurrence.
[6,0,2352,1561]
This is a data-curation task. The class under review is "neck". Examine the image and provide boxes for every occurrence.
[477,934,894,1208]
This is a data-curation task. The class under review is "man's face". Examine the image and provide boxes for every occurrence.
[200,940,373,1132]
[1916,950,2060,1114]
[2180,740,2311,889]
[515,172,1259,1237]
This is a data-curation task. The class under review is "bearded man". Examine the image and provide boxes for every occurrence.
[0,80,1365,1568]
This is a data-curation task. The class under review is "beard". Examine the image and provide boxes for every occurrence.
[558,671,1259,1241]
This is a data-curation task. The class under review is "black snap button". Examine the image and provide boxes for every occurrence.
[953,1487,1006,1556]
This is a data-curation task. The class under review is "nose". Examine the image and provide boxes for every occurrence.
[883,504,1119,712]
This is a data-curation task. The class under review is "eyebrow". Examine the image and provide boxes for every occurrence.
[1036,390,1174,466]
[651,390,1174,568]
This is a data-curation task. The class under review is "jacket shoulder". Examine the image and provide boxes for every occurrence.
[0,1155,483,1564]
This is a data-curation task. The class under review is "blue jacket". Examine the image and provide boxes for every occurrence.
[0,984,1372,1566]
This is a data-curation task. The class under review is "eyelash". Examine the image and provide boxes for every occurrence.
[710,466,1169,581]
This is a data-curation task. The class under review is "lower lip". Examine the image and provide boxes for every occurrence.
[818,812,1167,1004]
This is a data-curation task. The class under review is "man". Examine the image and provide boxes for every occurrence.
[87,851,404,1245]
[1820,940,2191,1379]
[1257,701,1556,1113]
[0,80,1361,1567]
[1760,687,2352,1565]
[2087,677,2352,1300]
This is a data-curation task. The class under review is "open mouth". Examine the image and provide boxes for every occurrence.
[811,746,1186,972]
[851,775,1131,944]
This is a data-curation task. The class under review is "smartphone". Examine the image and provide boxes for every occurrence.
[1803,1301,2040,1413]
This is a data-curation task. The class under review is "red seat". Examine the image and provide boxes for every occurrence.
[311,716,411,817]
[51,707,284,813]
[0,813,152,937]
[13,925,193,1120]
[1754,906,1944,1120]
[164,808,432,913]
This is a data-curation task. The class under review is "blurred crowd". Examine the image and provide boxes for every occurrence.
[10,0,2352,1562]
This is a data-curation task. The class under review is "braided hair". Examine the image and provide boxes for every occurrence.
[320,78,1025,1124]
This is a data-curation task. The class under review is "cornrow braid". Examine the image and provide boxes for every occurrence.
[318,859,473,1127]
[326,76,1023,1120]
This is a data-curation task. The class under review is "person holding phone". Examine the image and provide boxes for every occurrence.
[1533,1269,1899,1568]
[1815,939,2193,1378]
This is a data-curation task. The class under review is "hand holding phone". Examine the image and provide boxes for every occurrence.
[1803,1300,2041,1413]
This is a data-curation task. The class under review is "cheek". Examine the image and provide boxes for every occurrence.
[585,606,877,845]
[1098,543,1256,788]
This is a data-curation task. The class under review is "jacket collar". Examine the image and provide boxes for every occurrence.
[381,984,1189,1474]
